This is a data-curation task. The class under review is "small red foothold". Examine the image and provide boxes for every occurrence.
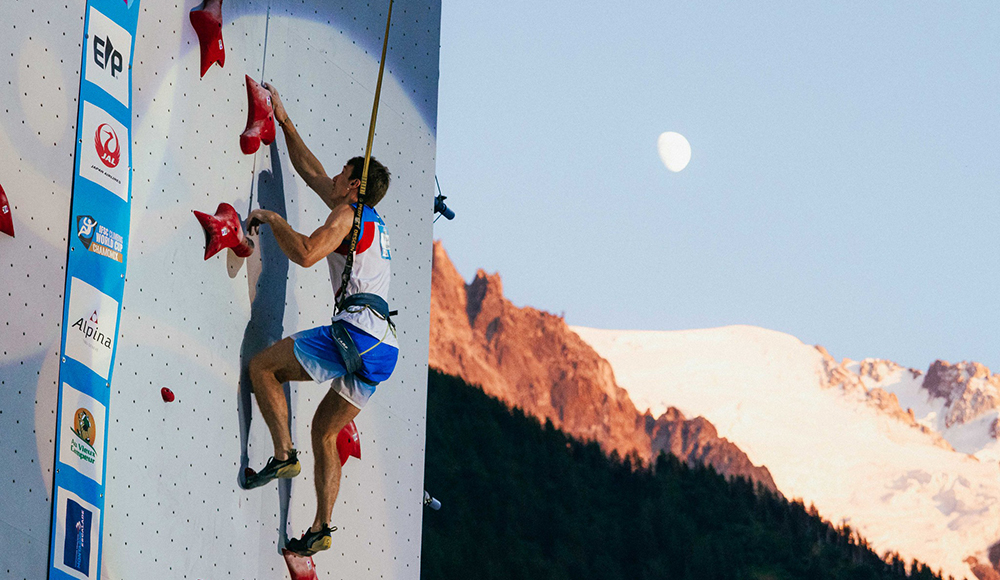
[336,420,361,466]
[240,75,276,155]
[161,387,175,402]
[283,549,319,580]
[190,0,225,78]
[0,184,13,238]
[244,467,257,480]
[192,202,254,260]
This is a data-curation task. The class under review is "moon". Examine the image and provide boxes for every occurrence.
[657,132,691,173]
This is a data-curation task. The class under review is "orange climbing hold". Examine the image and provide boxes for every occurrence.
[336,420,361,466]
[192,202,254,260]
[189,0,225,78]
[0,184,12,238]
[240,75,276,155]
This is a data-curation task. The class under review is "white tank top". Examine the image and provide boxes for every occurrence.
[327,205,398,348]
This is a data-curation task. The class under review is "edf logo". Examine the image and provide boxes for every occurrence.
[93,35,123,78]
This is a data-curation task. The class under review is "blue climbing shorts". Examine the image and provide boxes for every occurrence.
[291,323,399,409]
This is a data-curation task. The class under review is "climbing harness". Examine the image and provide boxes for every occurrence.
[330,293,396,385]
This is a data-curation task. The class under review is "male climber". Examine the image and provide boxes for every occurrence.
[242,82,399,557]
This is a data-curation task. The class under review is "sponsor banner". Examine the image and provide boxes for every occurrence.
[79,101,130,202]
[58,384,107,485]
[51,1,140,578]
[83,6,133,108]
[64,277,120,381]
[53,488,101,580]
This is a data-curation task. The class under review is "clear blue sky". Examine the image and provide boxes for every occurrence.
[433,1,1000,371]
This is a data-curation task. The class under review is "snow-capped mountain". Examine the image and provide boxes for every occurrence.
[573,324,1000,580]
[428,242,777,490]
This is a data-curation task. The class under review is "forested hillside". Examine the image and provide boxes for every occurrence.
[421,370,948,580]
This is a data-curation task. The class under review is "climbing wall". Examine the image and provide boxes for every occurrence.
[0,3,87,579]
[0,1,440,579]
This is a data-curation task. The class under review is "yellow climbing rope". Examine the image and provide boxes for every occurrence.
[338,0,394,311]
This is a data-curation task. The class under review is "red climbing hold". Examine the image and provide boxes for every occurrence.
[283,549,318,580]
[336,420,361,466]
[0,184,12,238]
[161,387,175,402]
[189,0,225,78]
[192,202,254,260]
[240,75,276,155]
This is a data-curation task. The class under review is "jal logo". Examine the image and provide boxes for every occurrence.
[93,34,123,79]
[94,123,120,168]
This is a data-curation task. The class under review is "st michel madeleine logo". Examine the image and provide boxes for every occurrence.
[70,408,98,465]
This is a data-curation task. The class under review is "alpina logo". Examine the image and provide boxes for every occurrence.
[72,310,112,351]
[94,123,120,168]
[66,278,118,380]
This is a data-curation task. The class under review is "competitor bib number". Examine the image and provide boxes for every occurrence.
[378,223,391,259]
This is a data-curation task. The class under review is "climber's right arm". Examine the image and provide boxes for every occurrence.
[263,82,342,210]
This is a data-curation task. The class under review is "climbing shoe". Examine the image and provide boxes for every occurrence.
[243,449,301,489]
[285,524,337,556]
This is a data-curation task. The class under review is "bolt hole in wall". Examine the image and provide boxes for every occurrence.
[0,1,440,579]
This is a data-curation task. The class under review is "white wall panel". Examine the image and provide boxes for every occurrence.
[0,3,87,579]
[0,1,439,578]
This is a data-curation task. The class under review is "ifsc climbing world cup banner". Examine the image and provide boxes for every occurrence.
[49,1,139,579]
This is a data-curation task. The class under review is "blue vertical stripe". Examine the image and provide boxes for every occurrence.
[48,1,140,579]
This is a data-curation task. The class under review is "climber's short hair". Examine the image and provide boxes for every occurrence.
[347,156,391,207]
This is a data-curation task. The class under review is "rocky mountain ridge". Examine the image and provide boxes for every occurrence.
[428,241,776,491]
[816,346,1000,454]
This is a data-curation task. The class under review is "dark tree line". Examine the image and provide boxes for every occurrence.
[422,370,952,580]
